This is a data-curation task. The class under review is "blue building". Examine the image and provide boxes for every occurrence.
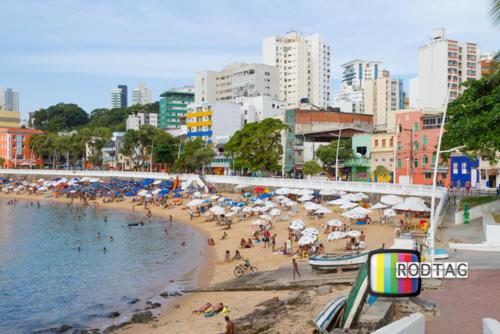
[450,154,479,188]
[118,85,128,108]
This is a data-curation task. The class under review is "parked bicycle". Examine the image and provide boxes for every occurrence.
[233,259,258,277]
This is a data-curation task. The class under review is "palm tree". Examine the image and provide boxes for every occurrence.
[491,0,500,25]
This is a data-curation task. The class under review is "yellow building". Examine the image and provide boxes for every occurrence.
[0,110,21,128]
[370,132,396,183]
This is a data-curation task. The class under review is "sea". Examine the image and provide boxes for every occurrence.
[0,199,206,333]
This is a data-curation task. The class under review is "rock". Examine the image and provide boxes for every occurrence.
[108,311,120,318]
[145,303,161,310]
[128,298,140,305]
[316,285,332,295]
[130,311,154,324]
[160,292,169,298]
[174,304,180,309]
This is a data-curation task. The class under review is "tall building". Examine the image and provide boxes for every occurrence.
[110,88,123,109]
[363,70,400,130]
[263,31,331,108]
[0,86,4,110]
[3,88,19,112]
[118,85,128,108]
[159,86,195,129]
[416,28,479,111]
[195,63,279,104]
[132,82,152,105]
[335,60,382,114]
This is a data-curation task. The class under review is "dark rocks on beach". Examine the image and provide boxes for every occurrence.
[32,324,73,334]
[130,311,154,324]
[160,292,169,298]
[128,298,140,305]
[107,311,120,318]
[145,302,161,310]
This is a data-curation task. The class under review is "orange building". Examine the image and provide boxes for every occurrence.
[0,128,44,168]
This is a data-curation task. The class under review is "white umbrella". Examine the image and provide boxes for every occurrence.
[275,188,291,195]
[380,195,404,206]
[328,198,352,206]
[383,208,397,217]
[284,200,297,207]
[89,178,100,183]
[298,194,314,202]
[209,206,225,215]
[301,227,319,236]
[393,198,430,212]
[37,178,45,182]
[193,191,202,198]
[137,190,149,196]
[298,235,317,246]
[315,206,332,214]
[289,219,305,230]
[226,211,237,218]
[210,195,219,200]
[371,202,388,210]
[242,207,253,213]
[300,189,315,195]
[259,214,272,221]
[152,188,162,195]
[328,231,347,241]
[270,208,281,216]
[319,189,338,196]
[342,209,365,219]
[252,206,266,212]
[349,206,372,216]
[326,219,343,227]
[347,230,361,238]
[303,201,321,211]
[186,199,204,207]
[340,202,358,210]
[153,180,162,185]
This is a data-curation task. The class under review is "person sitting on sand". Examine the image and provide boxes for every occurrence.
[233,250,241,260]
[224,250,231,263]
[246,238,253,248]
[210,238,215,246]
[240,238,247,248]
[193,302,212,314]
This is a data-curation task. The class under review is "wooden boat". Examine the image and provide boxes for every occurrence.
[308,252,369,271]
[313,295,347,333]
[341,262,369,329]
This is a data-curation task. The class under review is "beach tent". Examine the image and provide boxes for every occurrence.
[380,195,404,206]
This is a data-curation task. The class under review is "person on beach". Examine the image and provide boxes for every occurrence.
[221,231,228,240]
[224,250,231,262]
[233,250,241,260]
[246,238,253,248]
[292,258,300,279]
[103,247,107,253]
[271,234,277,252]
[97,232,100,239]
[169,215,173,226]
[104,216,108,222]
[109,236,113,242]
[181,241,186,246]
[189,209,194,220]
[223,316,234,334]
[240,238,247,248]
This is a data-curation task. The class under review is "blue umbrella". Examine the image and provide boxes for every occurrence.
[242,192,252,197]
[125,191,136,197]
[158,189,169,196]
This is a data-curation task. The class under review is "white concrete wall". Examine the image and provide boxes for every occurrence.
[483,214,500,245]
[372,313,424,334]
[483,318,500,334]
[455,199,500,224]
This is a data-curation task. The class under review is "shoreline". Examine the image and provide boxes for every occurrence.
[0,192,216,333]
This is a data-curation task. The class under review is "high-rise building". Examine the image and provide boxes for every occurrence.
[159,86,194,129]
[110,88,123,109]
[363,70,400,131]
[335,60,382,114]
[118,85,128,108]
[416,28,479,111]
[0,86,4,110]
[132,82,152,105]
[195,63,279,104]
[263,31,331,108]
[3,88,19,112]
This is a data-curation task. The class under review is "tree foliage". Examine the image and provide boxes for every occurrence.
[32,103,89,132]
[302,160,323,176]
[87,102,159,132]
[443,69,500,164]
[175,138,215,173]
[121,125,173,169]
[315,138,353,174]
[79,127,112,167]
[373,165,390,177]
[224,119,288,173]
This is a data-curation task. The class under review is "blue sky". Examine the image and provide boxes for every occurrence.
[0,0,498,120]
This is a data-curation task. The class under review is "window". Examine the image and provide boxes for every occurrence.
[374,139,378,147]
[397,159,402,168]
[382,139,386,147]
[414,159,418,168]
[413,122,419,132]
[453,162,458,174]
[414,141,419,151]
[397,143,403,152]
[462,162,468,174]
[389,137,394,146]
[422,135,429,146]
[425,173,432,179]
[432,153,436,164]
[423,155,428,165]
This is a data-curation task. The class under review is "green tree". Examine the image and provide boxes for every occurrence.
[302,160,323,176]
[175,138,215,173]
[373,165,390,179]
[316,138,353,175]
[56,134,85,168]
[224,119,288,174]
[153,136,178,168]
[32,103,89,132]
[443,69,500,164]
[29,133,48,167]
[79,127,112,168]
[121,125,171,170]
[491,0,500,25]
[0,157,5,167]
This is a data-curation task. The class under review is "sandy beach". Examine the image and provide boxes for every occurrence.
[0,189,398,334]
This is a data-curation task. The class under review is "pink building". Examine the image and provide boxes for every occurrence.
[395,110,450,185]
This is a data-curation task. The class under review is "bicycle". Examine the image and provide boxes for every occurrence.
[233,259,258,277]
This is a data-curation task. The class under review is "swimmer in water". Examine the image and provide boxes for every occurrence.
[181,241,186,246]
[104,216,108,222]
[109,236,113,242]
[78,246,81,252]
[97,232,101,238]
[103,247,107,253]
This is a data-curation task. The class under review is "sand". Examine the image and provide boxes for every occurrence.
[0,190,400,334]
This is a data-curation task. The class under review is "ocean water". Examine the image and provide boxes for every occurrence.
[0,199,206,333]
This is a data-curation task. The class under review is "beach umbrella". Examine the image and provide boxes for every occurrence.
[326,219,343,227]
[298,235,317,246]
[152,188,162,195]
[259,214,272,221]
[153,180,162,185]
[303,201,321,211]
[209,206,225,215]
[275,188,291,195]
[234,184,247,190]
[289,219,305,230]
[193,191,202,198]
[89,178,100,183]
[137,190,149,196]
[339,202,358,210]
[342,209,365,219]
[226,211,237,218]
[125,191,135,197]
[210,195,219,200]
[242,207,253,213]
[347,230,361,238]
[393,198,430,212]
[327,231,347,241]
[269,208,281,216]
[319,189,338,196]
[242,192,252,197]
[254,186,266,193]
[301,227,319,236]
[298,194,313,202]
[328,198,352,206]
[315,206,332,214]
[349,206,372,216]
[284,200,297,207]
[371,202,388,210]
[186,199,203,207]
[158,189,170,197]
[380,195,404,206]
[383,208,397,217]
[251,219,265,227]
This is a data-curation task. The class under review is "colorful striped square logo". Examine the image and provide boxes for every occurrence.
[368,249,421,297]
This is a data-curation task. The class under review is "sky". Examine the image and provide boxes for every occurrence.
[0,0,498,119]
